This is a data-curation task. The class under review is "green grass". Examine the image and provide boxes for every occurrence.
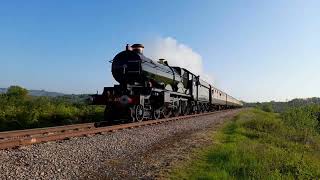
[169,109,320,180]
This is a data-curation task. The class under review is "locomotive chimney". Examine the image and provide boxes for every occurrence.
[131,44,144,54]
[125,44,133,51]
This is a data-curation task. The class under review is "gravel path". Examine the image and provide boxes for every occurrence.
[0,109,242,180]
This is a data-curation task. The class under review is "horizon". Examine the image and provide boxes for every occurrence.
[1,1,319,102]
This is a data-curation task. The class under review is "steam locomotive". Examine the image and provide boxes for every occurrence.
[90,44,242,124]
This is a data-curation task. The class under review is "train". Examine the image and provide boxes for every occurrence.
[90,43,243,124]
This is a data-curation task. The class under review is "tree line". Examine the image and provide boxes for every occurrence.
[245,97,320,113]
[246,99,320,134]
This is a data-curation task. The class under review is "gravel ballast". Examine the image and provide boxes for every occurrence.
[0,109,242,179]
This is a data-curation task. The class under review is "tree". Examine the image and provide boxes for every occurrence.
[6,86,28,98]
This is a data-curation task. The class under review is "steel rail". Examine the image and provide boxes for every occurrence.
[0,110,231,150]
[0,123,95,139]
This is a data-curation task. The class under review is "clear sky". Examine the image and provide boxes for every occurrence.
[1,0,319,102]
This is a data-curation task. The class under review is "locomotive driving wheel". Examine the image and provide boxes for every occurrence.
[172,107,180,117]
[180,103,186,116]
[183,104,191,115]
[196,104,201,114]
[206,104,211,112]
[201,104,205,113]
[162,106,172,119]
[153,108,161,120]
[135,104,144,122]
[171,100,180,117]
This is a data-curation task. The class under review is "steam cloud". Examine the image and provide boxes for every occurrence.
[145,37,214,83]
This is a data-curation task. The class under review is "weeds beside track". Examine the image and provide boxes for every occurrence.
[169,109,320,179]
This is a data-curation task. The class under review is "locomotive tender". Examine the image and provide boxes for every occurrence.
[91,44,242,123]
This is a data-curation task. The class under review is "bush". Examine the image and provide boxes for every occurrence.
[6,86,28,98]
[260,103,274,112]
[282,106,320,135]
[0,86,104,131]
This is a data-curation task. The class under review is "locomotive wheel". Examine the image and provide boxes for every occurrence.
[172,107,180,117]
[180,101,190,116]
[184,104,191,115]
[153,108,161,120]
[180,104,187,116]
[206,104,211,112]
[162,106,172,119]
[135,104,144,122]
[203,104,207,112]
[172,101,180,117]
[201,104,205,113]
[192,105,197,114]
[196,105,201,114]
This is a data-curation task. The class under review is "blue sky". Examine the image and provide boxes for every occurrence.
[0,0,319,102]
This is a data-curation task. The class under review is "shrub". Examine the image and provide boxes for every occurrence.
[6,86,28,99]
[281,106,319,135]
[0,86,104,131]
[260,103,274,112]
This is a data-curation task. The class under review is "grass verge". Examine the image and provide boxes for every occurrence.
[169,109,320,180]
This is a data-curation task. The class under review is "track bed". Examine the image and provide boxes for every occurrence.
[0,109,242,180]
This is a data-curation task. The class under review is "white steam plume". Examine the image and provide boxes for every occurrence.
[144,37,214,83]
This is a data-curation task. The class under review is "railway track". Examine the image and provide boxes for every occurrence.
[0,110,230,150]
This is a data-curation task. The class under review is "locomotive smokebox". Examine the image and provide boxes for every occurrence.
[112,44,144,84]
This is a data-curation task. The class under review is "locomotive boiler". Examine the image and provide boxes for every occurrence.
[112,44,185,93]
[91,43,242,124]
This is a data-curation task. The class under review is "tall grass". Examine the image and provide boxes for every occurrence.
[169,108,320,180]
